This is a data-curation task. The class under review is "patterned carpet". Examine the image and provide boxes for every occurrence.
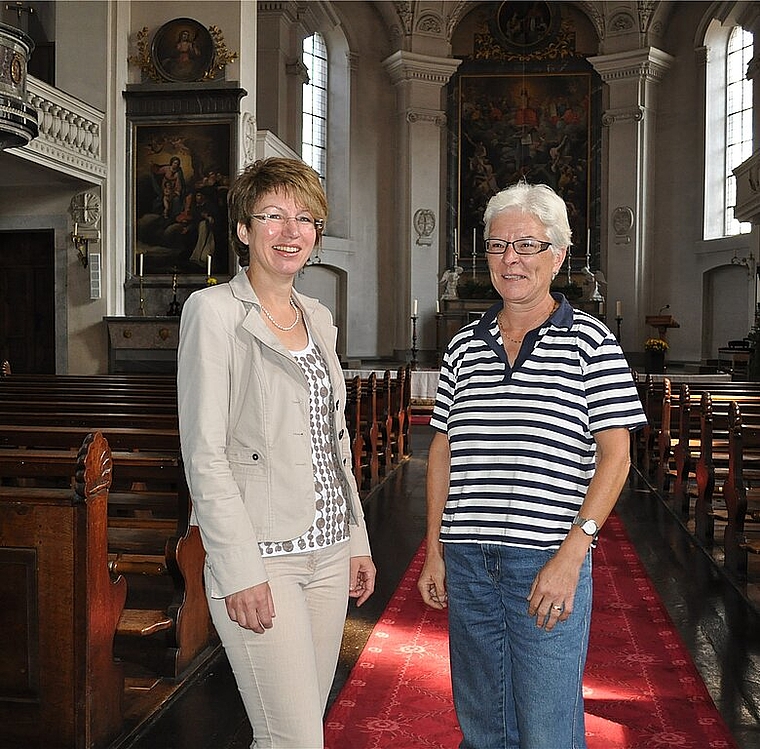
[324,515,738,749]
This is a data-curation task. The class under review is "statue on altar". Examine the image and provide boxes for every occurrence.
[578,267,606,302]
[440,266,464,300]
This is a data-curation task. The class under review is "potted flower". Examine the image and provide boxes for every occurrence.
[644,337,669,373]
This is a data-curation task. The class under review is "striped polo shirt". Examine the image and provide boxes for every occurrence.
[430,294,647,550]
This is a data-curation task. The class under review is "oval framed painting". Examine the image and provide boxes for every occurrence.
[151,18,214,83]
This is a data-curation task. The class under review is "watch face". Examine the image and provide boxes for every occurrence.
[582,519,598,535]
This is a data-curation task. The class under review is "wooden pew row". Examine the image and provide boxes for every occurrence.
[635,374,760,490]
[0,369,411,748]
[723,400,760,576]
[343,366,411,497]
[692,392,760,546]
[0,443,212,680]
[655,378,760,502]
[0,432,127,749]
[664,384,760,513]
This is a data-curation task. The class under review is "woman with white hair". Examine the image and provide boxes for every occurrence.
[418,181,646,748]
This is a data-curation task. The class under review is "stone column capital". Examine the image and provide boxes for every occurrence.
[588,47,674,85]
[381,50,461,87]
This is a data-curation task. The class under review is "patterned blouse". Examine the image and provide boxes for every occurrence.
[259,334,350,556]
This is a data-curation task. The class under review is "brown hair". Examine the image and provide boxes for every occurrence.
[227,157,328,265]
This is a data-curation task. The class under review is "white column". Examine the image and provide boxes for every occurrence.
[589,48,673,351]
[382,51,460,363]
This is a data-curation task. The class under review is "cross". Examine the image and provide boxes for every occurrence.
[5,3,34,22]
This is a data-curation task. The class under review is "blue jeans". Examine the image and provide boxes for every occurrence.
[445,543,592,749]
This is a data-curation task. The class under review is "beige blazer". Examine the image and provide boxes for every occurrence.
[177,268,371,598]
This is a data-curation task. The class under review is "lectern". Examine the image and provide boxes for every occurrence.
[645,314,680,339]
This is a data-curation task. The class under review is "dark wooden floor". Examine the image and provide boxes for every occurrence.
[115,424,760,749]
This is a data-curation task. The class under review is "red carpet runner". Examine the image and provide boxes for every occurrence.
[325,515,738,749]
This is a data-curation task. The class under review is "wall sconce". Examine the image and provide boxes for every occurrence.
[71,222,100,268]
[731,251,756,279]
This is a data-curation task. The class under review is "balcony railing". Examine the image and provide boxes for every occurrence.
[12,76,106,181]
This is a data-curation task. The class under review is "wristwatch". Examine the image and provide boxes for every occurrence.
[572,514,599,539]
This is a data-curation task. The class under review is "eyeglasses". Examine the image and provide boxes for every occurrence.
[251,213,324,231]
[484,238,553,256]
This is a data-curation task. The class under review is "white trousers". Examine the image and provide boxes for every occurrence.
[207,540,351,749]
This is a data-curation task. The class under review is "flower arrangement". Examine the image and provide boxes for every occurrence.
[206,276,218,286]
[644,337,669,353]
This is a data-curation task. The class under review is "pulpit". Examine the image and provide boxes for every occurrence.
[645,314,680,339]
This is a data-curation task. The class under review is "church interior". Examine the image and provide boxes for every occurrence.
[1,2,759,748]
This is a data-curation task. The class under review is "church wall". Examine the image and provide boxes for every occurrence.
[652,1,759,365]
[53,0,109,110]
[0,181,106,374]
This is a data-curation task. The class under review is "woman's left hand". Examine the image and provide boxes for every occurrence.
[526,549,583,631]
[349,555,376,607]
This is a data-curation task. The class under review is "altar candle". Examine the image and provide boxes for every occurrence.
[453,228,459,267]
[586,228,591,264]
[472,227,477,277]
[599,300,605,316]
[436,300,440,314]
[73,222,78,236]
[616,300,622,317]
[138,253,144,277]
[413,298,418,317]
[207,255,212,277]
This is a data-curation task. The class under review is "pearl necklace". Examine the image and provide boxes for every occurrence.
[497,301,559,346]
[260,297,301,331]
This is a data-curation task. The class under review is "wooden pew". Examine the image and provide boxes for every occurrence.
[345,375,364,491]
[0,432,127,749]
[692,392,760,543]
[375,370,396,478]
[646,377,760,506]
[721,400,760,576]
[0,441,212,680]
[359,372,380,493]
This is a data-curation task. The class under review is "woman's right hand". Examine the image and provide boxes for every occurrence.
[417,547,448,610]
[225,582,276,633]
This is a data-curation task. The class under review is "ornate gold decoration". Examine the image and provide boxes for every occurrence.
[474,18,576,62]
[204,25,238,80]
[128,24,238,83]
[128,27,160,82]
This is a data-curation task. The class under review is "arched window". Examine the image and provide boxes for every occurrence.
[705,22,753,239]
[724,26,753,236]
[302,32,328,183]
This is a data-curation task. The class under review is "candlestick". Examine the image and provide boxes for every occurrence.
[207,254,212,277]
[410,315,418,370]
[472,227,477,278]
[586,228,591,267]
[138,276,145,316]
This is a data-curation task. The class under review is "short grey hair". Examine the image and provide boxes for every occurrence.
[482,181,572,255]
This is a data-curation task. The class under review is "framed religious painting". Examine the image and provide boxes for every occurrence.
[129,119,233,277]
[151,18,215,83]
[455,70,593,264]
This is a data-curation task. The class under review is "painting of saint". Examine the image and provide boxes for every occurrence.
[132,122,231,275]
